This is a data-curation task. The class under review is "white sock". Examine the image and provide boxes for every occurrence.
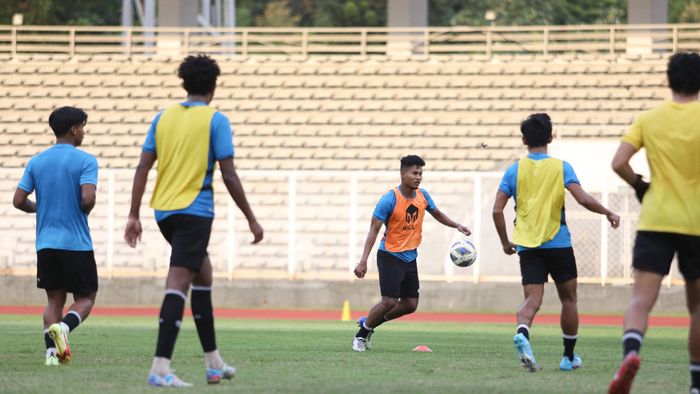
[151,357,171,376]
[46,348,56,356]
[204,350,225,370]
[60,322,70,335]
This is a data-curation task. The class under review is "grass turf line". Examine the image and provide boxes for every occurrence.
[0,315,689,393]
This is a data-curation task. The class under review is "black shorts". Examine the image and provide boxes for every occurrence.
[157,214,213,271]
[633,231,700,281]
[377,250,419,299]
[518,247,577,285]
[36,249,98,296]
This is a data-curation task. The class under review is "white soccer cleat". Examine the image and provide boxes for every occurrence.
[357,317,373,350]
[352,337,367,352]
[45,353,59,366]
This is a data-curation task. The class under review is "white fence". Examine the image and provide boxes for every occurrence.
[0,169,683,286]
[1,24,700,58]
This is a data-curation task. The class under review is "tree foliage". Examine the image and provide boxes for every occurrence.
[430,0,626,26]
[0,0,121,25]
[3,0,697,27]
[669,0,700,22]
[255,0,301,27]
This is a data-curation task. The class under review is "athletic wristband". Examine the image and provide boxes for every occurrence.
[632,174,649,203]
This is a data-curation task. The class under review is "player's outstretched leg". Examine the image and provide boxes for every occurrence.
[48,323,71,364]
[514,332,539,372]
[352,298,397,352]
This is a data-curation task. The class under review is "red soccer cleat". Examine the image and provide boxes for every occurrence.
[608,353,641,394]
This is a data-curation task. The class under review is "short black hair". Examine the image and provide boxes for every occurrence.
[667,52,700,95]
[400,155,425,171]
[520,113,552,148]
[178,54,221,95]
[48,106,87,137]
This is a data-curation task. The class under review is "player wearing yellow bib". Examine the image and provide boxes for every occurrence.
[609,52,700,394]
[493,113,620,372]
[124,55,263,387]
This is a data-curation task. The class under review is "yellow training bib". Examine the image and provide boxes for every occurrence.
[513,157,565,248]
[150,104,215,211]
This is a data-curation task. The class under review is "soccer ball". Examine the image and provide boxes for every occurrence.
[449,239,477,267]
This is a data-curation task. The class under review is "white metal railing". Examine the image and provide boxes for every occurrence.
[1,24,700,58]
[0,169,684,286]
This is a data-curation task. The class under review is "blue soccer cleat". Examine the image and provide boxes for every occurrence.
[559,354,582,371]
[514,333,539,372]
[357,316,373,350]
[206,364,236,384]
[147,372,193,388]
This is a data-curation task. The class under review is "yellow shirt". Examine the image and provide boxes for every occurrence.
[622,101,700,236]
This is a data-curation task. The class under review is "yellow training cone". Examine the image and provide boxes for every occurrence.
[341,300,351,321]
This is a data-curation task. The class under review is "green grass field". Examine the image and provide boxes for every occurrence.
[0,314,690,393]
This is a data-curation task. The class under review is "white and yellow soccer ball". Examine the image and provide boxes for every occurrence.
[449,239,477,267]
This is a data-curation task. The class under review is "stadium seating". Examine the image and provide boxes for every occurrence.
[0,53,668,171]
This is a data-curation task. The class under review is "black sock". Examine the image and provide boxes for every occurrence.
[62,311,81,333]
[191,287,217,353]
[691,362,700,389]
[44,330,55,349]
[355,321,372,338]
[155,291,186,359]
[563,334,577,361]
[622,329,643,357]
[516,324,530,340]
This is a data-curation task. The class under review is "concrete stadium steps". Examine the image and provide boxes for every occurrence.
[0,55,668,171]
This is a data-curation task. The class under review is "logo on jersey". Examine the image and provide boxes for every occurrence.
[405,204,418,224]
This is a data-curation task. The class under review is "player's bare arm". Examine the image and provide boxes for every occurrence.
[219,157,263,244]
[428,208,471,235]
[81,184,96,214]
[566,183,620,228]
[124,151,156,248]
[611,142,649,202]
[12,188,36,213]
[492,190,516,255]
[354,217,383,279]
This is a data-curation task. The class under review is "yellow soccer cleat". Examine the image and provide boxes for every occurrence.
[48,323,72,364]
